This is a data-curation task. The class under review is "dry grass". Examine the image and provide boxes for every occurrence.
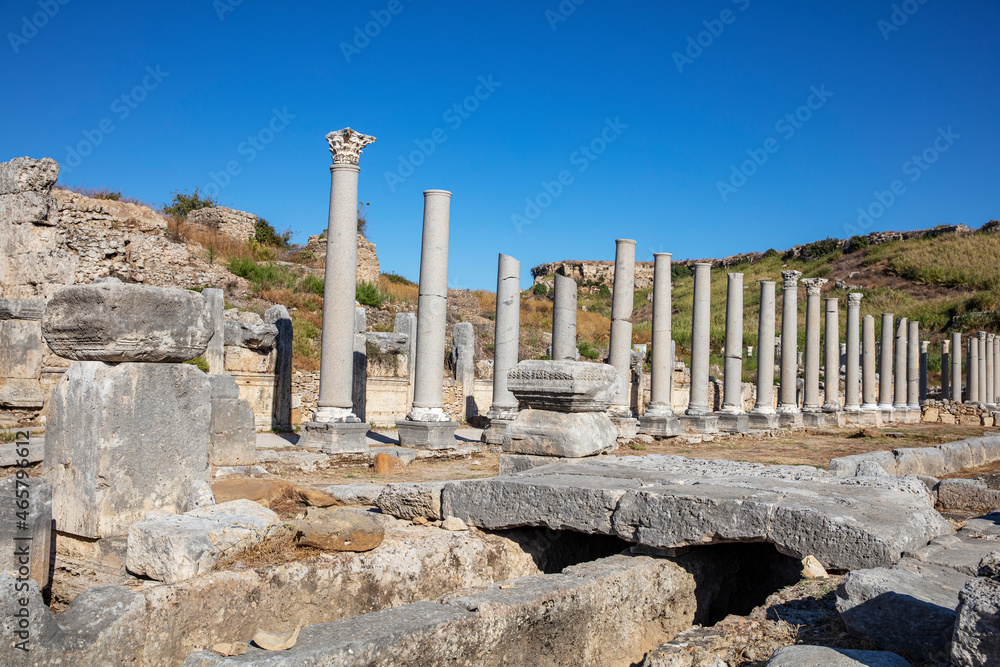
[577,310,611,346]
[520,298,553,331]
[379,275,418,304]
[886,232,1000,291]
[473,289,497,318]
[167,217,253,260]
[213,526,321,571]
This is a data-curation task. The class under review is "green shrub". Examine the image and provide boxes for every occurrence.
[382,272,416,286]
[598,284,611,298]
[533,283,548,296]
[801,237,841,260]
[356,281,385,307]
[846,235,871,253]
[227,257,298,294]
[161,188,217,219]
[577,341,601,360]
[300,274,324,296]
[671,264,693,280]
[761,248,778,259]
[184,356,210,373]
[255,217,293,248]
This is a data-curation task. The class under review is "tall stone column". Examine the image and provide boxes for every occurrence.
[300,128,376,453]
[878,314,894,416]
[969,336,979,404]
[777,271,802,427]
[987,333,996,405]
[994,336,1000,402]
[681,263,718,433]
[801,279,827,414]
[893,317,908,411]
[748,281,778,429]
[483,254,521,445]
[203,288,225,375]
[844,294,862,411]
[822,298,840,416]
[640,253,680,436]
[951,333,962,403]
[920,340,929,404]
[552,274,578,361]
[861,315,878,412]
[718,273,747,432]
[397,190,460,449]
[978,332,988,404]
[907,320,920,414]
[608,240,636,416]
[942,339,951,402]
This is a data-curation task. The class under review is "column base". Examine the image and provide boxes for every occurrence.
[716,412,749,433]
[803,411,845,428]
[395,419,460,450]
[678,414,719,435]
[895,408,921,424]
[845,410,883,427]
[298,421,369,454]
[777,412,803,429]
[637,414,681,438]
[609,415,640,440]
[747,412,780,430]
[481,418,515,446]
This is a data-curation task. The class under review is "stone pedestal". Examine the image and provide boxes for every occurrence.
[299,421,370,454]
[482,411,515,446]
[716,412,749,433]
[804,411,845,428]
[777,412,804,429]
[747,412,780,430]
[679,414,720,434]
[395,420,460,451]
[845,410,882,427]
[638,408,682,437]
[609,415,640,440]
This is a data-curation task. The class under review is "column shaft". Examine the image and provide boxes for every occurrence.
[845,294,862,409]
[987,334,996,404]
[969,337,980,403]
[907,321,920,409]
[893,317,908,409]
[802,279,827,411]
[861,315,877,409]
[648,253,673,412]
[608,239,636,413]
[778,271,802,412]
[919,340,929,404]
[551,274,578,361]
[878,314,894,410]
[753,281,776,413]
[978,332,988,403]
[942,339,951,401]
[490,253,520,413]
[721,273,744,413]
[823,298,840,411]
[951,333,962,402]
[686,263,712,415]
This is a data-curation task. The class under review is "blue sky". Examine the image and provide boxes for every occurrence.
[3,0,998,289]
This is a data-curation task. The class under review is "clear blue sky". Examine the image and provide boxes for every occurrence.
[3,0,998,289]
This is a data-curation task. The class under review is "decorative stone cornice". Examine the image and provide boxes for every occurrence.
[326,128,376,165]
[801,278,828,296]
[781,270,802,290]
[847,293,863,308]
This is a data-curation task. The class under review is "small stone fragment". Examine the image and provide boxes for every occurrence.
[801,555,829,579]
[441,516,469,532]
[252,624,302,651]
[374,451,406,474]
[212,641,248,657]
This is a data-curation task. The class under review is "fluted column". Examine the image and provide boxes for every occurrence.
[987,333,996,405]
[752,281,776,414]
[969,336,980,403]
[551,274,578,361]
[951,333,962,403]
[646,253,673,416]
[878,314,894,412]
[845,294,862,411]
[686,263,712,416]
[823,298,840,412]
[608,239,636,416]
[721,273,744,413]
[778,271,802,414]
[942,339,951,401]
[861,315,878,410]
[801,279,827,412]
[907,321,920,410]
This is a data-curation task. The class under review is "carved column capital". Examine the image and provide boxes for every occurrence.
[326,128,376,165]
[847,292,863,308]
[801,278,828,296]
[781,270,802,290]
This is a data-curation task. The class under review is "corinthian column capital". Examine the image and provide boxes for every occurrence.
[326,128,377,165]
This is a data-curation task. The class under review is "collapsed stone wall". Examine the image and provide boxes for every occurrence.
[186,206,256,242]
[921,399,1000,427]
[304,232,380,284]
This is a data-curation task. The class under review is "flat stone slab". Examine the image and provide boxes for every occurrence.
[441,455,953,570]
[506,359,620,412]
[376,482,446,520]
[320,483,385,506]
[767,646,912,666]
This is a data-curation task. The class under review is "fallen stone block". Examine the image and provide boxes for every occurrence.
[767,645,912,666]
[321,483,384,505]
[126,499,285,583]
[907,532,1000,577]
[503,408,618,457]
[0,476,51,589]
[296,508,384,552]
[377,481,446,520]
[223,320,277,350]
[45,361,211,538]
[42,282,213,362]
[369,446,416,464]
[951,576,1000,667]
[211,478,338,508]
[939,478,1000,510]
[829,449,898,477]
[506,359,621,412]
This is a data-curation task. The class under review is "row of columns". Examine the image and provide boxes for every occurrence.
[945,331,1000,405]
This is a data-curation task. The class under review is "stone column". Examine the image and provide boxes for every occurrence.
[878,314,894,415]
[951,333,962,403]
[483,254,520,445]
[640,253,680,436]
[861,315,878,411]
[353,307,367,422]
[801,279,827,413]
[749,281,777,429]
[397,190,459,449]
[203,288,225,374]
[451,322,475,419]
[920,340,929,404]
[969,336,979,404]
[395,312,418,407]
[777,271,802,426]
[681,263,717,433]
[844,294,862,411]
[264,304,292,430]
[552,274,578,361]
[608,239,637,421]
[718,273,747,432]
[822,298,840,414]
[994,336,1000,403]
[300,128,375,452]
[893,317,908,411]
[942,339,951,402]
[978,332,988,404]
[907,320,920,412]
[984,333,996,405]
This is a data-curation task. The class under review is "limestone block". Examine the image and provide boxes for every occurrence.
[0,477,51,590]
[0,298,45,321]
[44,362,211,538]
[209,374,240,399]
[923,407,940,423]
[295,508,385,552]
[503,409,617,457]
[321,483,385,506]
[506,360,620,412]
[767,646,912,667]
[376,482,446,520]
[223,320,277,350]
[938,479,1000,511]
[224,346,276,373]
[42,282,212,362]
[0,320,42,379]
[0,156,59,194]
[0,379,43,408]
[952,577,1000,667]
[209,398,256,466]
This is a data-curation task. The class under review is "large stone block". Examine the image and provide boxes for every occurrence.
[0,157,59,194]
[44,362,212,538]
[0,191,56,226]
[209,398,256,466]
[42,282,212,362]
[502,409,617,457]
[223,320,277,350]
[952,576,1000,667]
[0,379,43,408]
[767,646,912,666]
[0,298,45,321]
[0,476,51,590]
[507,360,620,412]
[0,320,42,379]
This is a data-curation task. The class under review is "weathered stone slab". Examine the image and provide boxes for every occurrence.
[442,456,952,570]
[951,576,1000,667]
[0,320,42,379]
[907,533,1000,577]
[0,156,59,194]
[44,362,211,538]
[42,282,213,362]
[939,478,1000,510]
[0,476,51,589]
[126,500,284,583]
[224,321,278,350]
[295,508,384,552]
[320,483,384,505]
[0,379,43,408]
[376,482,446,520]
[502,408,617,457]
[767,646,912,666]
[0,298,45,321]
[210,398,256,466]
[506,359,620,412]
